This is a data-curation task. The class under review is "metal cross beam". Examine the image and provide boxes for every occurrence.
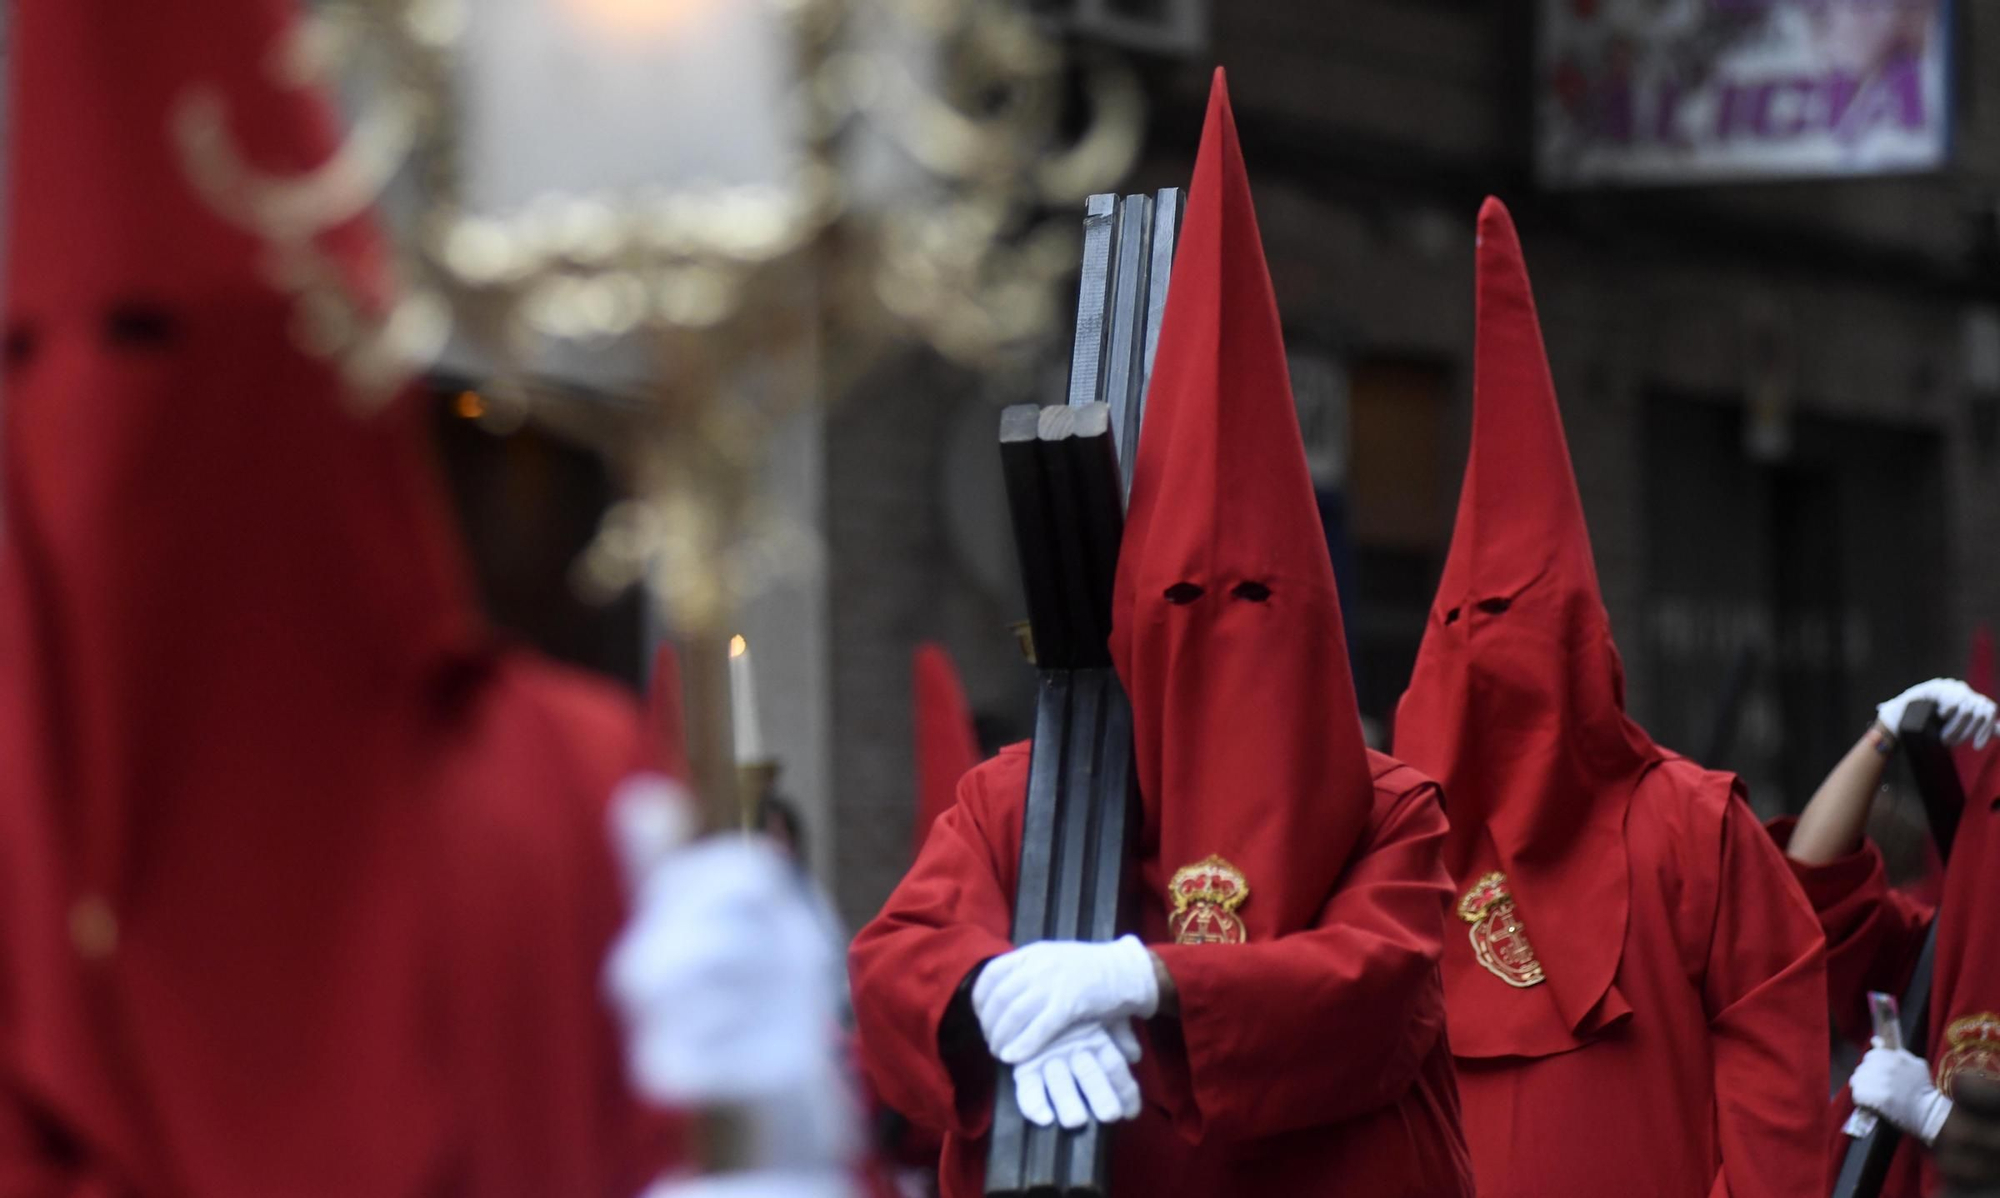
[984,190,1181,1198]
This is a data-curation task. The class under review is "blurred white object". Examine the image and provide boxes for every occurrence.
[1876,678,1997,748]
[608,773,700,888]
[606,779,859,1171]
[642,1169,856,1198]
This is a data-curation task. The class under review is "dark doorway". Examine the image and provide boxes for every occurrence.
[429,381,645,689]
[1641,394,1948,815]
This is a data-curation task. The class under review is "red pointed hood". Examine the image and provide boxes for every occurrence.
[1931,623,1997,898]
[1111,70,1373,941]
[912,643,982,859]
[1394,198,1661,1057]
[1929,744,2000,1144]
[647,641,693,782]
[1970,625,1996,698]
[1958,624,1997,790]
[0,0,561,1190]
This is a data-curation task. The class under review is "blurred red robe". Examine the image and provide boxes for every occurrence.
[0,2,666,1194]
[852,70,1471,1198]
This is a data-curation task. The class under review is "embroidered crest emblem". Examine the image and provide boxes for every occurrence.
[1457,871,1545,989]
[1168,855,1249,945]
[1938,1013,2000,1096]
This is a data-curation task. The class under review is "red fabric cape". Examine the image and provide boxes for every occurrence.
[0,3,658,1193]
[1394,198,1663,1057]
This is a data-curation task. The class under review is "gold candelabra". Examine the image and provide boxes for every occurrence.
[177,0,1142,826]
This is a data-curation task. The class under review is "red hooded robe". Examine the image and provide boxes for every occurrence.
[0,3,663,1195]
[871,642,982,1170]
[1394,198,1829,1198]
[1791,748,2000,1197]
[849,70,1472,1198]
[912,643,983,859]
[1957,626,1996,799]
[1772,643,2000,1197]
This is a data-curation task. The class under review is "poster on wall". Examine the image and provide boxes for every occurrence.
[1538,0,1953,187]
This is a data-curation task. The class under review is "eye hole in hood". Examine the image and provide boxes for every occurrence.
[104,301,180,352]
[5,324,38,371]
[1163,582,1205,605]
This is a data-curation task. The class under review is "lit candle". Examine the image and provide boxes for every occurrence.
[729,634,766,764]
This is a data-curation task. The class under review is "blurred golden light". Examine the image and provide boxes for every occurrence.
[454,389,487,420]
[729,633,748,658]
[559,0,723,39]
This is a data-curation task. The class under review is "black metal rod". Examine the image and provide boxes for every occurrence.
[1829,704,1959,1198]
[1066,195,1118,410]
[1040,412,1120,676]
[1899,699,1964,860]
[987,673,1075,1193]
[988,191,1181,1198]
[1001,405,1071,671]
[1057,408,1127,645]
[1100,195,1153,472]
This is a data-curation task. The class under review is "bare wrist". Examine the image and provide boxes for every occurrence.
[1149,950,1179,1018]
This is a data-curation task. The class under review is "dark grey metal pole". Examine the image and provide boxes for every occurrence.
[1829,699,1962,1198]
[985,191,1182,1198]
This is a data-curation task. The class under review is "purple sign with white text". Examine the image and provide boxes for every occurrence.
[1538,0,1952,186]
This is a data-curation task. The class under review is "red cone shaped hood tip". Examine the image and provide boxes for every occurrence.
[1394,197,1662,1057]
[912,643,983,860]
[1970,625,1996,701]
[0,1,506,1190]
[1932,725,2000,1105]
[1111,69,1374,941]
[1952,623,1998,798]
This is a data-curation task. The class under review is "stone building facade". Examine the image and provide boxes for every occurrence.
[822,1,2000,926]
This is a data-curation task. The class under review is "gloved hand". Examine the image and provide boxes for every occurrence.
[1851,1041,1954,1146]
[972,935,1159,1064]
[607,773,699,888]
[605,778,858,1172]
[1011,1020,1144,1130]
[1878,679,1997,748]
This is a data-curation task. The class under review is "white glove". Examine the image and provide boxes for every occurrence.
[972,935,1159,1064]
[1878,679,1997,748]
[605,791,859,1171]
[1850,1042,1954,1146]
[1011,1020,1143,1129]
[641,1170,856,1198]
[608,773,699,888]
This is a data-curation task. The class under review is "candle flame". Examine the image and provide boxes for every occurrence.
[729,634,748,658]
